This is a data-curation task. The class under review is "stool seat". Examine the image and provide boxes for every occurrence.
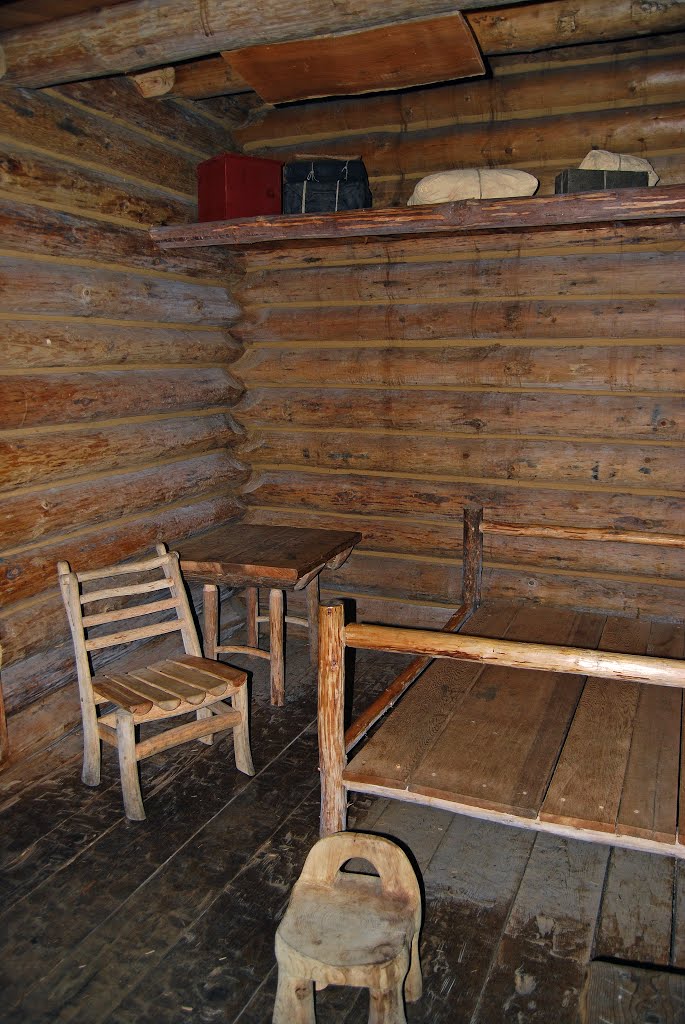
[273,833,422,1024]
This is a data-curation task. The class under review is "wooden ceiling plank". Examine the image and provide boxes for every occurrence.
[225,13,484,105]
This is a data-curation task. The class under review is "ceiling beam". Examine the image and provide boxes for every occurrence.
[0,0,545,89]
[128,0,685,102]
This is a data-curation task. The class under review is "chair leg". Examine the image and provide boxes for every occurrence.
[368,982,407,1024]
[231,683,255,777]
[269,588,285,707]
[81,700,101,787]
[196,706,215,746]
[404,931,423,1002]
[273,973,315,1024]
[115,709,145,821]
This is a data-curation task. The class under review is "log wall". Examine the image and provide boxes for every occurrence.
[235,33,685,206]
[0,77,243,762]
[231,32,685,626]
[234,215,684,624]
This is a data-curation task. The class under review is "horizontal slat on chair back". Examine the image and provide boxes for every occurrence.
[80,579,171,604]
[67,549,200,656]
[75,554,169,583]
[85,618,183,652]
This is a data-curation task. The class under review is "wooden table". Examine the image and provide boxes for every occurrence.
[176,524,361,705]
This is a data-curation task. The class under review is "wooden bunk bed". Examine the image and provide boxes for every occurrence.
[317,508,685,857]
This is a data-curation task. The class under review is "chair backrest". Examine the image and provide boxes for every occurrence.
[58,544,202,700]
[298,832,421,923]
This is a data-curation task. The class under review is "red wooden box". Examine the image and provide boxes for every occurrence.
[197,152,283,221]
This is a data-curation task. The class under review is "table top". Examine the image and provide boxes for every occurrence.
[176,523,362,589]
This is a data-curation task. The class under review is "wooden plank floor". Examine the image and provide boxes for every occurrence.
[2,626,685,1023]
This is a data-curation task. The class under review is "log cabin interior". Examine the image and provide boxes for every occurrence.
[0,0,684,1020]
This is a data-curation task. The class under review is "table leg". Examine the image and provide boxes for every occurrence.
[269,588,285,707]
[305,576,320,670]
[203,583,219,660]
[246,586,259,648]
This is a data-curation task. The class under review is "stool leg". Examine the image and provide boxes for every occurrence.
[269,588,285,706]
[368,983,406,1024]
[405,931,423,1002]
[305,576,320,670]
[273,973,315,1024]
[203,583,219,660]
[246,586,259,648]
[115,710,145,821]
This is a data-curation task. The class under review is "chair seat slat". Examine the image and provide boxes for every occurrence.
[101,672,181,712]
[153,660,229,697]
[126,665,209,705]
[170,655,246,691]
[92,676,153,715]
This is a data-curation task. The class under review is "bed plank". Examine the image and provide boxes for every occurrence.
[344,601,520,792]
[540,617,652,833]
[407,606,605,818]
[616,620,683,844]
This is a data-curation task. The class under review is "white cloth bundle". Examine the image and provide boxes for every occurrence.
[579,149,659,185]
[407,168,538,205]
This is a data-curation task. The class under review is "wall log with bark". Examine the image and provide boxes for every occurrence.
[0,77,242,763]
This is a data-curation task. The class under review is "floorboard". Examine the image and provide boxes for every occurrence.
[1,625,683,1023]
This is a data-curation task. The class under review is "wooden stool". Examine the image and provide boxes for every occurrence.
[177,524,361,706]
[273,832,422,1024]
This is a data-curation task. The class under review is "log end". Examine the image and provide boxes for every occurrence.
[130,66,175,98]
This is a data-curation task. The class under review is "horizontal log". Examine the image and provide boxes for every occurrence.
[240,251,685,307]
[0,368,242,429]
[0,0,131,30]
[0,198,238,280]
[320,556,684,620]
[0,87,197,196]
[4,679,81,765]
[0,450,246,553]
[0,144,195,228]
[152,185,685,250]
[344,621,685,687]
[0,256,237,323]
[236,342,685,393]
[0,0,536,87]
[131,56,251,100]
[467,0,685,55]
[52,76,235,155]
[238,39,685,149]
[235,298,684,344]
[243,429,683,491]
[237,387,684,441]
[257,104,685,181]
[482,521,685,549]
[0,495,244,667]
[0,414,243,492]
[242,219,684,270]
[2,320,240,369]
[244,469,685,531]
[244,507,685,580]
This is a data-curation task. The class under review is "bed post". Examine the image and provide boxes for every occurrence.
[318,601,347,836]
[462,505,483,609]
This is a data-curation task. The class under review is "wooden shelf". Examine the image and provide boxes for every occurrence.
[150,184,685,249]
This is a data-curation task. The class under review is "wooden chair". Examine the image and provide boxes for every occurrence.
[58,544,254,821]
[274,832,422,1023]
